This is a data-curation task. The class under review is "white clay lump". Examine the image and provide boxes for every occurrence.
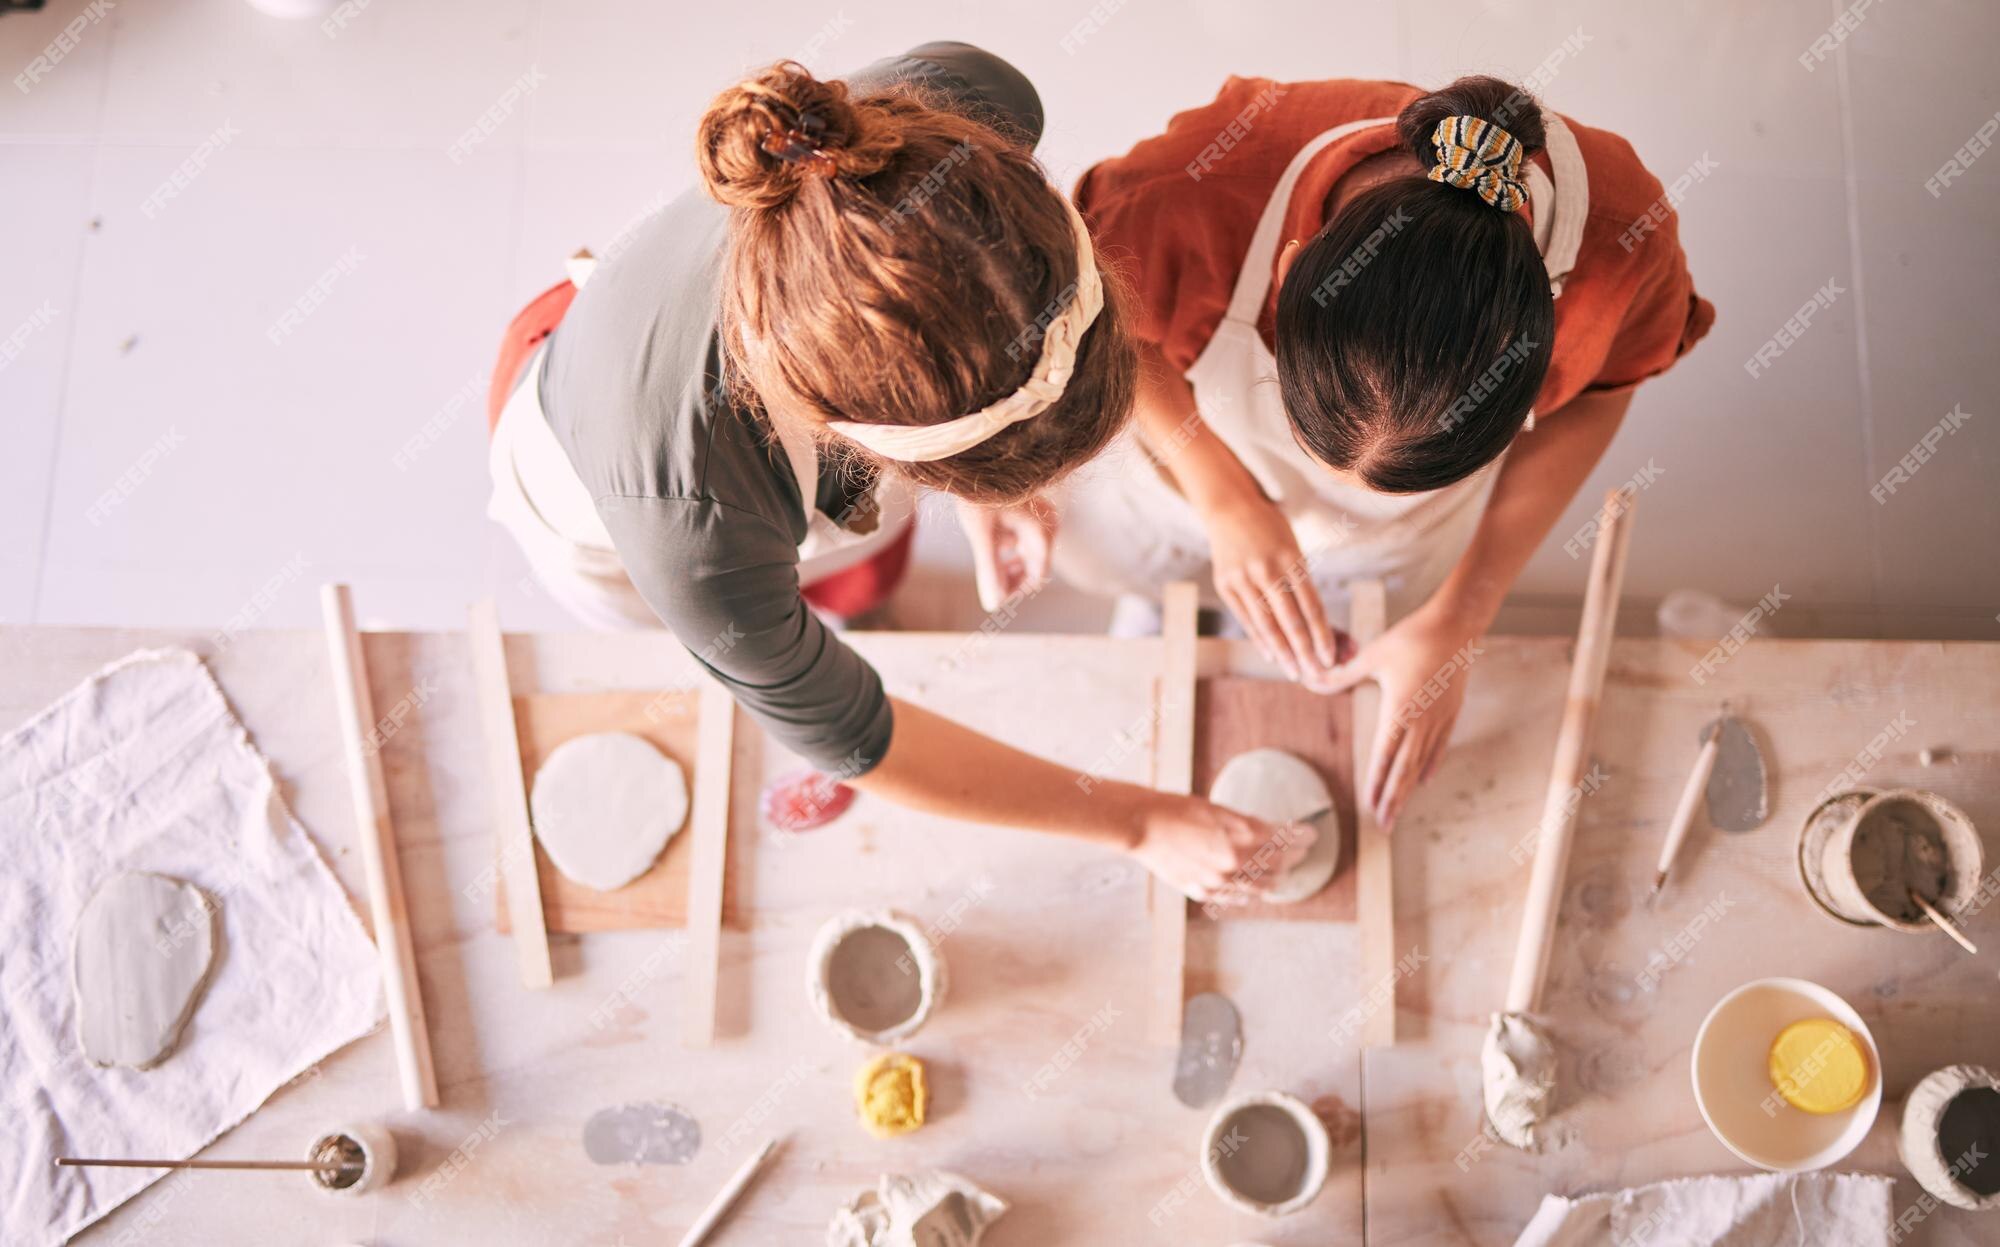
[1208,748,1341,903]
[529,732,688,891]
[72,871,218,1069]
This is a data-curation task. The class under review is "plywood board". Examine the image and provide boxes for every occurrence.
[496,688,741,933]
[1192,675,1359,923]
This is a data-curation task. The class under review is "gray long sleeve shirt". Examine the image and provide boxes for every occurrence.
[535,43,1043,774]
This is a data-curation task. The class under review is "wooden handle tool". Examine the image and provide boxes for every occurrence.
[1503,490,1637,1015]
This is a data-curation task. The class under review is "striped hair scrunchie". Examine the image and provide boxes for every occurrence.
[1428,115,1529,213]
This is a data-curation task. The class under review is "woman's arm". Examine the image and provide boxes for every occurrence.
[1134,341,1342,679]
[851,697,1309,902]
[1314,387,1633,828]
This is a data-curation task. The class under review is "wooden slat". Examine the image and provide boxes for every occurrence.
[682,677,737,1047]
[1348,579,1394,1049]
[467,599,553,990]
[1147,581,1200,1045]
[322,584,441,1109]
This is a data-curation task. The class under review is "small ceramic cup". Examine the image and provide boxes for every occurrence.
[807,909,945,1044]
[1201,1091,1330,1217]
[1819,789,1981,931]
[1899,1065,2000,1213]
[307,1122,397,1195]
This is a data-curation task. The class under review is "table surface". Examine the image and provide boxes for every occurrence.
[3,623,1994,1247]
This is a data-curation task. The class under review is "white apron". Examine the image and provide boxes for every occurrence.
[488,256,915,630]
[1055,115,1587,624]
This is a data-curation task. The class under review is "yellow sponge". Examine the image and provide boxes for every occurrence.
[1768,1018,1870,1114]
[855,1052,928,1138]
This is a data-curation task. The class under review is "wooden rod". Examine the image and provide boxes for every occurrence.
[58,1157,358,1173]
[682,677,737,1047]
[321,583,441,1110]
[1504,490,1637,1015]
[1910,889,1979,953]
[1348,579,1393,1048]
[467,598,554,989]
[1146,581,1200,1045]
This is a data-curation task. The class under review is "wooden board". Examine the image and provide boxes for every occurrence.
[681,678,736,1047]
[467,600,553,988]
[1191,675,1359,923]
[1348,580,1394,1048]
[496,688,742,933]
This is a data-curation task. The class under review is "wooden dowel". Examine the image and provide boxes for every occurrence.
[1146,582,1199,1045]
[1348,579,1393,1048]
[675,1137,780,1247]
[58,1157,358,1173]
[467,598,553,989]
[682,677,737,1047]
[1504,490,1637,1015]
[322,583,441,1111]
[1910,890,1979,953]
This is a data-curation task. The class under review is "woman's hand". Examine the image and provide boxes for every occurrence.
[957,495,1058,612]
[1203,490,1346,681]
[1307,600,1482,832]
[1125,791,1314,904]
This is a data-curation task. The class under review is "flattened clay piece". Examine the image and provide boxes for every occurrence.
[530,732,687,890]
[1705,717,1768,832]
[1173,992,1243,1108]
[1209,748,1340,903]
[73,871,217,1068]
[582,1102,701,1165]
[764,769,856,832]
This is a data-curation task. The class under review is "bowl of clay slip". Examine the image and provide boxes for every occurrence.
[808,909,945,1044]
[1900,1065,2000,1213]
[1819,789,1982,931]
[1201,1091,1330,1217]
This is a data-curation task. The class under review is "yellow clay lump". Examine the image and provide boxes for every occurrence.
[855,1052,928,1138]
[1768,1017,1871,1114]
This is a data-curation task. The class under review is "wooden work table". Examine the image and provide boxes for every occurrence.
[2,625,1994,1246]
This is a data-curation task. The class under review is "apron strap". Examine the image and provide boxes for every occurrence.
[1220,118,1392,325]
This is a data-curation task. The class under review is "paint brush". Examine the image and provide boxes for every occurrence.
[1651,724,1721,898]
[675,1136,781,1247]
[1909,889,1979,953]
[57,1157,361,1173]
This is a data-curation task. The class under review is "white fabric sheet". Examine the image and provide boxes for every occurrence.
[1514,1171,1895,1246]
[0,649,383,1245]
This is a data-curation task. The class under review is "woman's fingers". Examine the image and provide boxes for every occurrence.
[1290,575,1339,671]
[1375,720,1432,831]
[1260,575,1328,680]
[1221,581,1291,675]
[1011,511,1053,596]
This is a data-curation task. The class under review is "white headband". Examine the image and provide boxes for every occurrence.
[825,196,1105,463]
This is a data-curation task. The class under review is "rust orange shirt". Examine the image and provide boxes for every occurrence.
[1074,76,1715,412]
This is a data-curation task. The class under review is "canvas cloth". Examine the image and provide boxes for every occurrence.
[0,649,383,1245]
[1513,1171,1895,1246]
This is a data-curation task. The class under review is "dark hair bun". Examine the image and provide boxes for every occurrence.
[697,61,905,211]
[1397,74,1547,165]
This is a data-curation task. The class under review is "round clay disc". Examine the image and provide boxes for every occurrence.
[1210,748,1341,904]
[73,871,217,1069]
[530,732,687,891]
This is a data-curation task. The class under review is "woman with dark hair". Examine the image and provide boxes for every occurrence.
[1059,74,1713,831]
[483,46,1305,903]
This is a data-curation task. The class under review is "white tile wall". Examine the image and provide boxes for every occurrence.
[3,0,1995,637]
